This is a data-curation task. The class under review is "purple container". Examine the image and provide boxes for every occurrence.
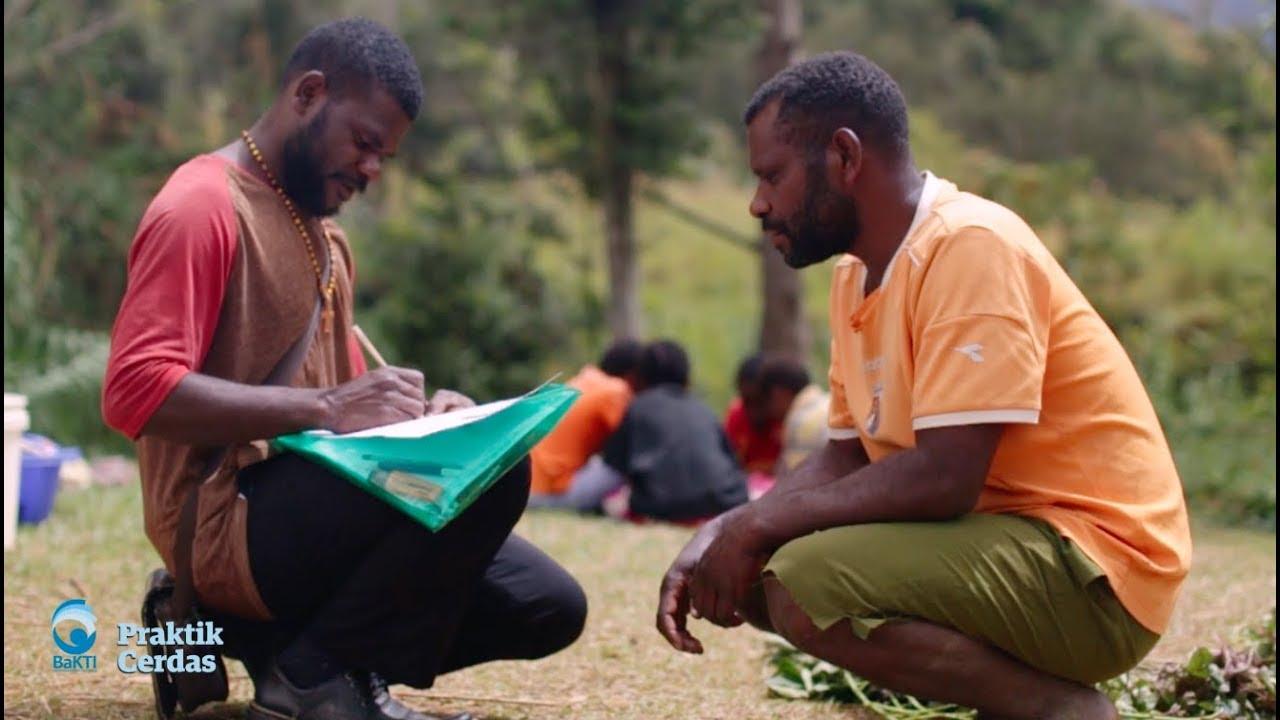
[19,435,79,525]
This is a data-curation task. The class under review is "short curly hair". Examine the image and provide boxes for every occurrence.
[743,51,909,159]
[599,338,644,378]
[759,355,810,395]
[282,17,423,120]
[639,340,691,389]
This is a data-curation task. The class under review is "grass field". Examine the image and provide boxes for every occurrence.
[3,484,1275,720]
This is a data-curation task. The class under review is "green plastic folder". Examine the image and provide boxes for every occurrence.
[272,383,579,531]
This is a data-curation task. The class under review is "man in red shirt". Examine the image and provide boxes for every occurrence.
[723,353,783,474]
[103,18,583,720]
[723,353,783,499]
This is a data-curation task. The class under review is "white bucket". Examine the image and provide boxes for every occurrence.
[4,393,30,551]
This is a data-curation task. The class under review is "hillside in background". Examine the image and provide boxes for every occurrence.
[1131,0,1275,35]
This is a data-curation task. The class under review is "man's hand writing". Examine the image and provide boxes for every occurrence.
[426,388,476,416]
[319,367,426,434]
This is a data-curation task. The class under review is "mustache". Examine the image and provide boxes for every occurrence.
[761,218,787,234]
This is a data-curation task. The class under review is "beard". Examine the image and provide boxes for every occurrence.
[765,162,861,269]
[280,108,336,218]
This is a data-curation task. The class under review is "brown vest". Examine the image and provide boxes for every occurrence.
[136,162,360,620]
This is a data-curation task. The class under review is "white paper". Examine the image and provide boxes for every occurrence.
[323,397,518,439]
[306,373,563,440]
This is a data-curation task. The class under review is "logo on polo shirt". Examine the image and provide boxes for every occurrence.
[866,382,884,435]
[954,343,985,363]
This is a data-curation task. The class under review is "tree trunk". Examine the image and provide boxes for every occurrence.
[756,0,807,360]
[603,166,639,339]
[593,0,641,340]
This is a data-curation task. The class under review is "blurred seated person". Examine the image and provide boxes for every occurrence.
[757,356,831,477]
[527,339,644,512]
[602,340,749,523]
[723,353,783,477]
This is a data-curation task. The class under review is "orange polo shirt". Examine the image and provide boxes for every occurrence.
[530,365,633,495]
[826,172,1192,634]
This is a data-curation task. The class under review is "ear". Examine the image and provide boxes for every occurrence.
[288,70,329,119]
[829,127,864,192]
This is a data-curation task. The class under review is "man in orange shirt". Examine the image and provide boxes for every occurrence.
[528,340,643,512]
[656,52,1191,719]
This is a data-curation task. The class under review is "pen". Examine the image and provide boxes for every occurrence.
[352,324,388,368]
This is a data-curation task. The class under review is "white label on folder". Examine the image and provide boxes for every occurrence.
[382,471,444,503]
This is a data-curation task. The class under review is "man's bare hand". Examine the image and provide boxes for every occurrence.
[656,515,732,653]
[657,557,704,654]
[689,508,768,628]
[426,388,476,416]
[319,366,426,433]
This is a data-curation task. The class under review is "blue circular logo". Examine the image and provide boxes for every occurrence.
[51,599,97,655]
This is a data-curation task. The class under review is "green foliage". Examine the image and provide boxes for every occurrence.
[4,165,122,452]
[451,0,755,193]
[765,635,977,719]
[1103,609,1277,718]
[801,0,1277,202]
[764,610,1279,719]
[357,178,579,401]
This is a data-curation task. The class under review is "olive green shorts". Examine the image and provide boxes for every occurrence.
[764,513,1159,685]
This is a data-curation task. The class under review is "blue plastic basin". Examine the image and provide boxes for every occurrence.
[19,435,80,525]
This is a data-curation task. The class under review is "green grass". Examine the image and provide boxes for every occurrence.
[4,484,1276,719]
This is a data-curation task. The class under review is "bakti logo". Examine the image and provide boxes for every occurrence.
[51,598,98,671]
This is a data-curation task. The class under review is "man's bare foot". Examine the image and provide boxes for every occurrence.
[976,687,1116,720]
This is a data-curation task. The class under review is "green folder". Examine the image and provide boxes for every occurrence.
[272,383,579,531]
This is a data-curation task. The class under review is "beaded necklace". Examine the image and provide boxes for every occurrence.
[241,129,337,333]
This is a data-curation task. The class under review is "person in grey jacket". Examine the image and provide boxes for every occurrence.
[603,340,749,522]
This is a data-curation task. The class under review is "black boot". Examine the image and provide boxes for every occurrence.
[248,664,378,720]
[358,671,475,720]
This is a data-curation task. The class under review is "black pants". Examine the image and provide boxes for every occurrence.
[230,453,586,688]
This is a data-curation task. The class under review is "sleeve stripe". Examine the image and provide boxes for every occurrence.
[828,427,860,440]
[912,409,1039,430]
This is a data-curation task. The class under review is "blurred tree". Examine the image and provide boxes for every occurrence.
[756,0,808,362]
[453,0,754,339]
[358,177,576,400]
[350,2,587,397]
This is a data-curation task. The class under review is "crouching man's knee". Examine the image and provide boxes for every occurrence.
[497,456,532,499]
[474,456,532,526]
[540,580,588,658]
[762,574,824,652]
[517,575,588,661]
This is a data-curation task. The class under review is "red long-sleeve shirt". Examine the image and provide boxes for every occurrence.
[102,154,366,439]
